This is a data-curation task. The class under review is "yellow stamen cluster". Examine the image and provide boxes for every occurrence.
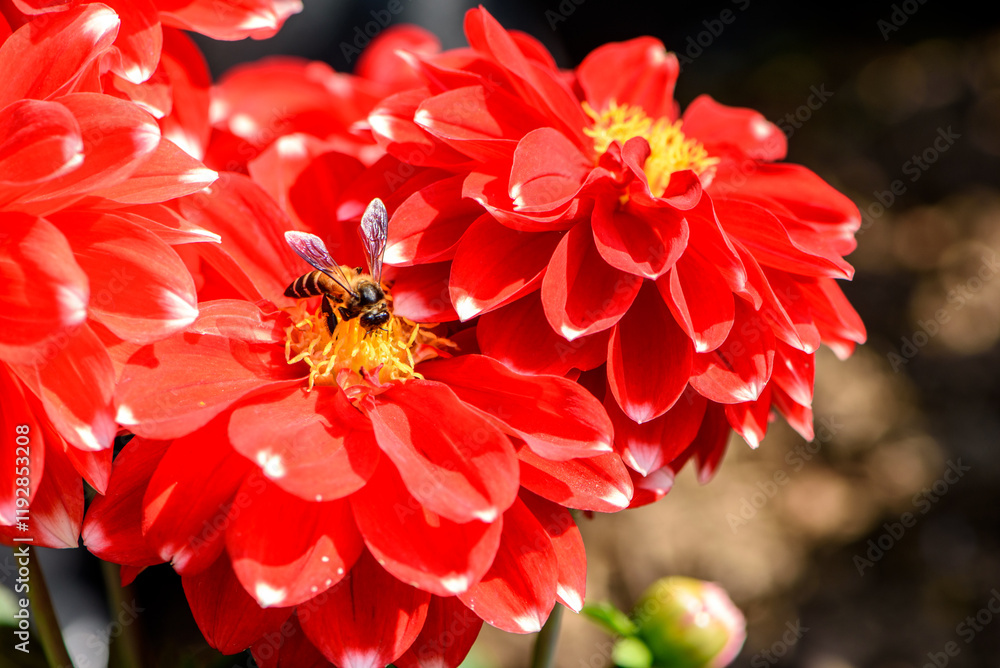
[583,101,719,196]
[283,301,452,396]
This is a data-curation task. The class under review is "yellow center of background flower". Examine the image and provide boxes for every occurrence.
[283,299,452,396]
[583,101,719,197]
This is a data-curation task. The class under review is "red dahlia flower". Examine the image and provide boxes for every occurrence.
[364,8,866,491]
[83,178,631,667]
[0,4,217,546]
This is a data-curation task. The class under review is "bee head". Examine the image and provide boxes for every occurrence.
[358,282,383,306]
[360,306,390,332]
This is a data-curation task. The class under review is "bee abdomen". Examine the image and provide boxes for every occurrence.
[285,271,325,299]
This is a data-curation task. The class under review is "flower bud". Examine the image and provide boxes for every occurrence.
[630,576,746,668]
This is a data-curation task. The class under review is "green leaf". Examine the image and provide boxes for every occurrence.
[581,602,638,637]
[612,637,653,668]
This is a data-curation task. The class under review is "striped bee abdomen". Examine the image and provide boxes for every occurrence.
[284,271,343,300]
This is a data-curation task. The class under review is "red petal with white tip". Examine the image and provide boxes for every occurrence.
[658,250,735,354]
[82,436,168,567]
[592,198,688,280]
[607,281,693,423]
[449,215,560,320]
[182,554,294,655]
[477,292,609,376]
[541,221,642,340]
[366,380,519,524]
[351,459,501,597]
[682,95,786,161]
[142,418,254,574]
[100,0,161,85]
[509,127,591,212]
[0,4,119,108]
[115,300,302,440]
[0,213,88,359]
[607,387,707,475]
[299,550,430,668]
[578,37,680,121]
[385,174,484,266]
[388,262,460,322]
[725,385,773,449]
[0,99,83,186]
[458,496,557,634]
[228,387,378,503]
[228,477,363,608]
[518,449,633,513]
[0,366,44,526]
[689,298,775,405]
[88,138,217,203]
[160,0,302,41]
[420,355,614,461]
[394,595,483,668]
[521,491,586,612]
[57,211,198,344]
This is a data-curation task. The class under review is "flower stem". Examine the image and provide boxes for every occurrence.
[26,547,74,668]
[530,604,564,668]
[101,559,143,668]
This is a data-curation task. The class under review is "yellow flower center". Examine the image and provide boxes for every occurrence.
[583,101,719,196]
[283,298,453,400]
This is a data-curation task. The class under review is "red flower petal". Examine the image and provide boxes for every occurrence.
[12,94,161,213]
[518,449,632,512]
[101,0,161,84]
[228,478,363,608]
[541,221,642,340]
[689,298,775,404]
[10,323,116,452]
[771,342,815,407]
[0,99,83,186]
[607,281,694,423]
[420,355,613,461]
[686,197,746,294]
[385,174,484,266]
[798,277,867,359]
[737,245,821,353]
[477,292,609,376]
[88,137,217,203]
[592,198,688,279]
[0,366,45,526]
[607,387,707,475]
[683,95,786,161]
[228,387,379,503]
[355,25,440,89]
[449,215,560,320]
[509,127,591,212]
[351,459,501,597]
[251,614,331,668]
[627,466,676,508]
[369,88,473,169]
[142,418,253,574]
[158,28,211,159]
[182,554,294,655]
[658,250,735,353]
[365,380,519,524]
[458,496,557,634]
[0,4,118,107]
[82,435,169,567]
[299,550,430,668]
[691,402,732,484]
[578,37,680,121]
[415,85,547,162]
[521,491,586,612]
[771,384,814,441]
[0,424,81,548]
[388,262,460,322]
[115,300,302,440]
[159,0,303,41]
[463,7,589,148]
[725,384,772,449]
[178,173,303,301]
[394,595,483,668]
[0,213,88,359]
[57,211,198,344]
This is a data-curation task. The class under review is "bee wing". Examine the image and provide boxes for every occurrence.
[359,198,388,284]
[284,231,356,296]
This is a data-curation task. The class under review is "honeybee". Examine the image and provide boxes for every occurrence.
[284,198,390,334]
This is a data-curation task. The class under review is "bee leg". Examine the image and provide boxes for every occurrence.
[321,296,338,333]
[339,306,351,321]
